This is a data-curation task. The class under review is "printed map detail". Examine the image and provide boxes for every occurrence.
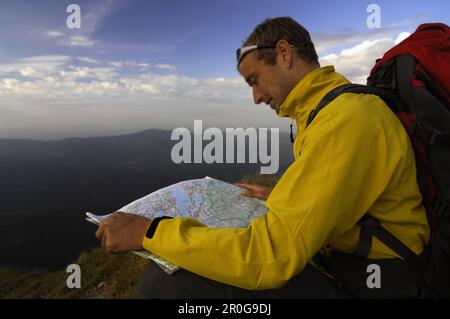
[86,177,268,274]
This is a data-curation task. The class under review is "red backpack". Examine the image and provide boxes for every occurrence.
[306,23,450,298]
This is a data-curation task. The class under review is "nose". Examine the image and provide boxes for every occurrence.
[252,87,264,104]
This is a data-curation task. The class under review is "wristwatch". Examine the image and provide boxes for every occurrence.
[145,216,173,239]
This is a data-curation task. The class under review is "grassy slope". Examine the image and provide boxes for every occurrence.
[0,248,148,299]
[0,174,280,299]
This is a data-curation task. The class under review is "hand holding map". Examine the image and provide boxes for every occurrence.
[86,177,268,274]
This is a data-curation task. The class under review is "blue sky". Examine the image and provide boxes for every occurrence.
[0,0,448,139]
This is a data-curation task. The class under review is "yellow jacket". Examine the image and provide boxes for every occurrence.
[143,66,429,290]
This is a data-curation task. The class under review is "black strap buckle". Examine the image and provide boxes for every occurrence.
[413,121,442,146]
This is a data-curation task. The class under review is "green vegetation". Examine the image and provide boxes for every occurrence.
[0,248,148,299]
[237,173,280,187]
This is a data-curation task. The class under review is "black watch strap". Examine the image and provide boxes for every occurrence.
[145,216,173,239]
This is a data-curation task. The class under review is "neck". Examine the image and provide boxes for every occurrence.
[291,61,319,87]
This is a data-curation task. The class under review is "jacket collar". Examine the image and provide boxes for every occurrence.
[278,66,351,127]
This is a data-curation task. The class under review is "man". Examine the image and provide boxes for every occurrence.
[95,17,430,298]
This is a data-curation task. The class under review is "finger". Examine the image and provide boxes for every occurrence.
[101,232,107,249]
[233,183,250,187]
[244,193,262,199]
[235,183,254,191]
[255,194,267,200]
[235,182,251,187]
[106,237,117,253]
[95,224,105,240]
[254,190,266,197]
[238,183,262,191]
[244,189,265,199]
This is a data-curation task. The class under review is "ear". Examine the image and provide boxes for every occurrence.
[276,40,293,68]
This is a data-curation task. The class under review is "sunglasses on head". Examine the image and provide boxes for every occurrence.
[236,43,296,65]
[236,44,276,65]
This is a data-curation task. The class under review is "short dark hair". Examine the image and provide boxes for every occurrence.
[242,17,319,66]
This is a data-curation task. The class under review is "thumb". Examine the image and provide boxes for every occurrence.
[235,183,259,191]
[241,190,254,197]
[95,224,105,240]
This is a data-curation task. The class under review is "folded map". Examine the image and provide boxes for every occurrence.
[86,176,268,274]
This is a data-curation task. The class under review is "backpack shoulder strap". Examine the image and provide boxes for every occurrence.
[306,84,358,127]
[305,84,399,128]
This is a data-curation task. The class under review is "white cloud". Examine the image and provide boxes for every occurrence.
[394,32,411,45]
[59,66,117,81]
[315,29,388,55]
[0,30,410,107]
[319,32,407,84]
[21,55,71,63]
[137,63,150,69]
[154,64,176,71]
[1,78,19,89]
[77,57,100,64]
[0,65,257,140]
[0,53,288,139]
[45,30,64,37]
[0,54,247,103]
[62,36,96,48]
[109,61,152,69]
[314,26,416,56]
[110,61,124,68]
[0,55,71,78]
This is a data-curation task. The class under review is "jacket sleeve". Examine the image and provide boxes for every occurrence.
[142,98,407,290]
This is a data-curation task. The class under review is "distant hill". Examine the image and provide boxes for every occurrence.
[0,129,294,270]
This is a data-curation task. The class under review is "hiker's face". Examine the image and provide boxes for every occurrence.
[238,51,292,114]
